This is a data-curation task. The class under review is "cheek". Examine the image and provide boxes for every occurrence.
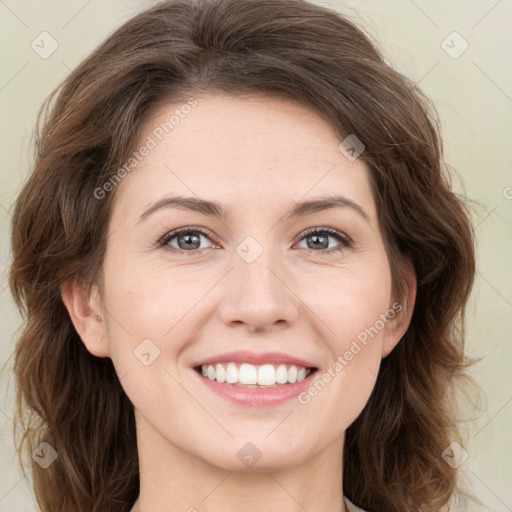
[100,265,195,411]
[299,264,391,421]
[308,262,393,351]
[102,252,204,336]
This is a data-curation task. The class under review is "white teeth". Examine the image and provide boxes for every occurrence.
[199,362,313,386]
[275,364,288,384]
[239,363,257,385]
[288,365,298,383]
[257,364,275,386]
[226,362,238,383]
[215,363,226,383]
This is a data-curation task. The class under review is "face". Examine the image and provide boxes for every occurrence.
[66,93,414,472]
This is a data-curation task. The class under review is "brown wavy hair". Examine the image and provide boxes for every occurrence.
[5,0,480,510]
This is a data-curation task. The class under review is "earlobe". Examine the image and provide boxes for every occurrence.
[381,259,417,358]
[61,278,110,358]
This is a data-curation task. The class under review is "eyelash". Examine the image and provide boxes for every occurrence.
[156,225,353,256]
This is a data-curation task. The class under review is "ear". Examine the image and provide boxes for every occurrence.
[61,278,111,358]
[381,259,417,358]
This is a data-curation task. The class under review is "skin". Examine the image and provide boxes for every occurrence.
[62,94,416,512]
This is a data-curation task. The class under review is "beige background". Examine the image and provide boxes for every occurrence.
[1,1,511,510]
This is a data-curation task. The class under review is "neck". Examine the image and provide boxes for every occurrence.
[131,497,349,512]
[131,411,348,512]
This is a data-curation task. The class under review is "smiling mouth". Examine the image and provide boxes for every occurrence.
[194,362,318,387]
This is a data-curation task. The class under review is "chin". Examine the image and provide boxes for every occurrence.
[195,436,317,473]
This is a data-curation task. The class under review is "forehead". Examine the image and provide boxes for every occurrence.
[112,94,375,221]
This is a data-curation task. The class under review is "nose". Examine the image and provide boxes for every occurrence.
[217,246,299,334]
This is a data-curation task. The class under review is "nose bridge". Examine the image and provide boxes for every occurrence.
[218,234,298,330]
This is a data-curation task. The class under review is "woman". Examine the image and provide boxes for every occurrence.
[8,0,479,510]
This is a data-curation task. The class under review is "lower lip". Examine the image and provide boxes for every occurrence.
[194,369,318,406]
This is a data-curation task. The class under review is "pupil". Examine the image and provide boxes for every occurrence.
[310,234,328,250]
[180,233,200,250]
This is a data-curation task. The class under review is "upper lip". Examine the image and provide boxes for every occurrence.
[193,350,318,369]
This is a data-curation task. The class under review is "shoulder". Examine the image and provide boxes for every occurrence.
[345,496,371,512]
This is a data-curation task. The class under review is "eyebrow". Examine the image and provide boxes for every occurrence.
[138,194,371,224]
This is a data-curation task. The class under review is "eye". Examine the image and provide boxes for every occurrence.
[157,226,352,255]
[157,226,219,255]
[294,227,352,254]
